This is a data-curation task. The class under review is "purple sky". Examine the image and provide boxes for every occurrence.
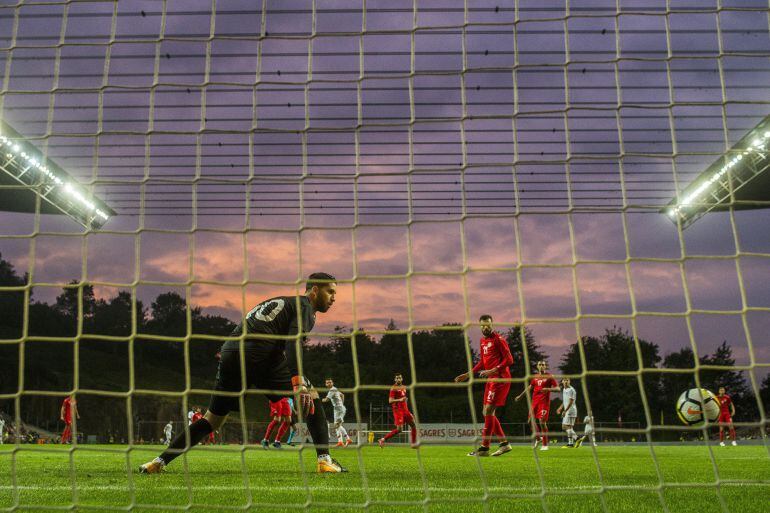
[1,0,769,378]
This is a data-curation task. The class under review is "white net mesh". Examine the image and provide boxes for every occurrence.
[1,1,769,512]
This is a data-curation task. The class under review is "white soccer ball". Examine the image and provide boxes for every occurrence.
[675,388,720,426]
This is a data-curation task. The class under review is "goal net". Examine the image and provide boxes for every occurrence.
[0,1,768,512]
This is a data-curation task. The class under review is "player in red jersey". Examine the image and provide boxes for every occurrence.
[59,395,79,444]
[515,360,560,450]
[378,373,418,448]
[262,397,292,449]
[716,386,737,446]
[455,314,514,457]
[190,407,203,444]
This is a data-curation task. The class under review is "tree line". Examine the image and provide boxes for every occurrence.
[1,253,768,440]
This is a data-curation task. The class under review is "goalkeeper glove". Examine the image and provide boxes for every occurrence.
[292,375,314,416]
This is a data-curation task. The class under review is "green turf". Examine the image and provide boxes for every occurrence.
[1,444,769,513]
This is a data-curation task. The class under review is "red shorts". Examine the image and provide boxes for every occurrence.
[531,400,550,421]
[718,412,732,424]
[483,380,511,407]
[393,409,414,426]
[269,398,291,417]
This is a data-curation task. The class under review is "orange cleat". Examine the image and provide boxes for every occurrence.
[138,457,165,474]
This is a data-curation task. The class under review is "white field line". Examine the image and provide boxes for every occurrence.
[0,483,769,493]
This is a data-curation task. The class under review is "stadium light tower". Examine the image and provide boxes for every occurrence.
[665,114,770,229]
[0,119,114,229]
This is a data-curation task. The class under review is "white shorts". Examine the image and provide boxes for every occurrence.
[562,415,577,427]
[584,425,594,435]
[333,406,346,423]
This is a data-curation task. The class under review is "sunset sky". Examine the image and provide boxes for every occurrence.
[1,0,768,376]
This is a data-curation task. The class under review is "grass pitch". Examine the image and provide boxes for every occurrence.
[1,443,769,513]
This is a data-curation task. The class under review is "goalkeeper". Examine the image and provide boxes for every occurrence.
[140,272,346,474]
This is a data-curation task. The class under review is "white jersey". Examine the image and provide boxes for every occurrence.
[187,410,194,425]
[562,386,577,417]
[164,423,173,435]
[326,387,344,409]
[584,415,594,433]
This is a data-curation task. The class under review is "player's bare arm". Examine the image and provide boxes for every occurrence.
[454,372,469,382]
[515,384,531,401]
[478,366,502,378]
[557,397,574,416]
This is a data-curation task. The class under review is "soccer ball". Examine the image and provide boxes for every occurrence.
[675,388,720,426]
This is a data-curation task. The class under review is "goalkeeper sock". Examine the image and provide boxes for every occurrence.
[159,418,213,465]
[287,428,296,444]
[306,397,330,457]
[383,428,400,441]
[275,421,290,442]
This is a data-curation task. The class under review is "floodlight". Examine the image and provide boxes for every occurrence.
[664,114,770,229]
[0,119,115,229]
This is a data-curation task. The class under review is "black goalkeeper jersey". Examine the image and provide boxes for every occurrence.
[221,295,316,375]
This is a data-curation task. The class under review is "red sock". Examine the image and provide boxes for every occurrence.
[542,424,549,446]
[264,420,277,440]
[482,416,495,447]
[720,429,725,442]
[492,416,507,442]
[61,424,71,443]
[729,428,736,441]
[275,421,290,441]
[383,428,400,441]
[410,425,417,445]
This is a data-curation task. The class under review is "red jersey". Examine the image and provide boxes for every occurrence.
[389,386,410,413]
[471,332,514,377]
[192,412,203,423]
[531,374,558,403]
[62,397,73,423]
[718,394,733,415]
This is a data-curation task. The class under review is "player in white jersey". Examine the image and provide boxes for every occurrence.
[323,378,352,447]
[187,409,194,425]
[0,417,5,444]
[575,413,597,447]
[556,378,578,447]
[163,421,173,445]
